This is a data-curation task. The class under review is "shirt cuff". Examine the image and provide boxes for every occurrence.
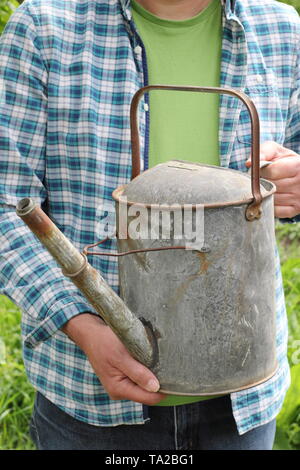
[24,296,98,348]
[279,214,300,224]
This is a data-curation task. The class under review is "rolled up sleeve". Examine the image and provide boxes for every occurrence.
[0,5,97,348]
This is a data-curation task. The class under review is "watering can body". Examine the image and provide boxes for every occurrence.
[113,161,277,395]
[16,85,278,396]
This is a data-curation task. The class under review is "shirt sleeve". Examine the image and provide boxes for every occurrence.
[283,8,300,154]
[282,16,300,223]
[0,5,97,349]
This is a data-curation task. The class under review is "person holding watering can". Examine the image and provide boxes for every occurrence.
[0,0,300,449]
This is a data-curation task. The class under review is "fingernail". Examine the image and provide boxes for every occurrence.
[259,160,272,169]
[145,378,160,392]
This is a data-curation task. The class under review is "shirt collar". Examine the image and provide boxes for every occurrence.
[220,0,236,10]
[119,0,237,20]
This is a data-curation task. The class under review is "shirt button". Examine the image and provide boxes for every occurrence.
[143,103,149,112]
[255,75,264,84]
[134,45,142,55]
[126,9,132,20]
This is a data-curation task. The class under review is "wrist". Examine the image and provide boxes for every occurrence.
[62,313,106,351]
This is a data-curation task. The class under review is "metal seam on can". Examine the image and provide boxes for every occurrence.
[112,181,276,211]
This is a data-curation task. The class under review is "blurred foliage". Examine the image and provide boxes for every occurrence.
[0,296,35,449]
[278,0,300,14]
[274,223,300,450]
[275,365,300,449]
[276,222,300,262]
[0,0,20,35]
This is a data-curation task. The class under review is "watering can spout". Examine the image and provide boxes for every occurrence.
[16,198,157,368]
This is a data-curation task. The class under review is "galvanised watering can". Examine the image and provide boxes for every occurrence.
[16,86,278,395]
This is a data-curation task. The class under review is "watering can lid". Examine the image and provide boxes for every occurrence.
[119,160,272,206]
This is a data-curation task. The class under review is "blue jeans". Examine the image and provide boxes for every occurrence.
[29,392,276,450]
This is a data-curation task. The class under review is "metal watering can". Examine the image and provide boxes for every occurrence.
[16,86,278,396]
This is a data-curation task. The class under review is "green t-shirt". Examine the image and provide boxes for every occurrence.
[131,0,223,406]
[131,0,222,168]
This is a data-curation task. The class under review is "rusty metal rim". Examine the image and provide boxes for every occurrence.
[157,363,278,396]
[112,180,276,211]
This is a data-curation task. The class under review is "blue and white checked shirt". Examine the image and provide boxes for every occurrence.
[0,0,298,435]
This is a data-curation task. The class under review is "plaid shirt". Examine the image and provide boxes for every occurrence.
[0,0,298,435]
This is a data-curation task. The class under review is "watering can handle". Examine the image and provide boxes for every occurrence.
[130,85,262,221]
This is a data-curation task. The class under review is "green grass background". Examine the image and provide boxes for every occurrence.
[0,0,300,451]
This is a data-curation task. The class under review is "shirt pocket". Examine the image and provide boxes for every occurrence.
[236,70,285,146]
